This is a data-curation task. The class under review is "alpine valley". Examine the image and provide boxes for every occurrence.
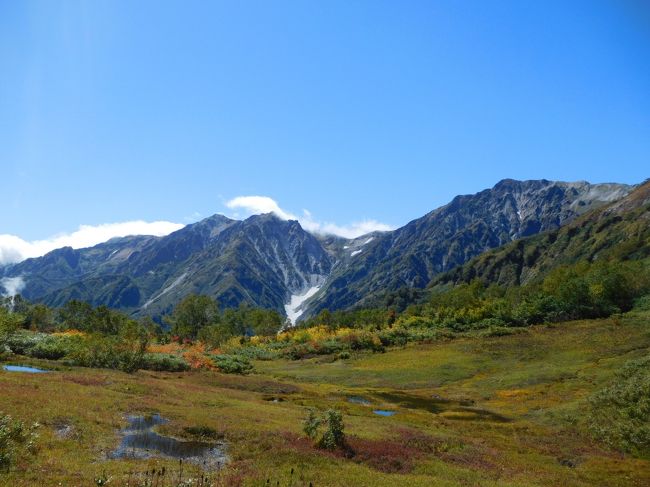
[0,179,634,323]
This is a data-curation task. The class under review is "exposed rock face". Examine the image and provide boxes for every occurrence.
[0,179,632,320]
[304,180,633,314]
[433,179,650,289]
[1,213,332,318]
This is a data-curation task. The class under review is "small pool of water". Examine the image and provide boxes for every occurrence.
[347,396,372,406]
[375,391,509,422]
[373,410,396,417]
[2,365,49,373]
[115,431,218,459]
[123,414,167,431]
[110,414,227,469]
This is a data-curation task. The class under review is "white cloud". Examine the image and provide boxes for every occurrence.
[226,196,297,221]
[0,199,392,265]
[225,195,393,239]
[1,276,25,296]
[0,220,184,265]
[315,220,394,239]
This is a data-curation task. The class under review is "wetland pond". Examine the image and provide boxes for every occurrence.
[373,410,397,417]
[375,392,510,422]
[110,414,227,469]
[346,391,509,422]
[347,396,372,406]
[2,365,49,373]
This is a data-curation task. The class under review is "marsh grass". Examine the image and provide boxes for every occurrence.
[1,313,650,486]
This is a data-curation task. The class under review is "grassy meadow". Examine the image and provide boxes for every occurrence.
[1,311,649,486]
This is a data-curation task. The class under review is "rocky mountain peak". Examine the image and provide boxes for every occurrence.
[0,178,636,322]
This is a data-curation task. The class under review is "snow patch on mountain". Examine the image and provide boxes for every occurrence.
[284,285,322,325]
[350,249,362,257]
[142,272,188,309]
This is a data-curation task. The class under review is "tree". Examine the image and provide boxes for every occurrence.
[56,300,94,331]
[302,410,321,439]
[26,304,53,331]
[169,295,219,340]
[115,319,151,372]
[318,409,346,450]
[317,309,333,329]
[91,306,127,335]
[248,308,283,336]
[0,308,24,353]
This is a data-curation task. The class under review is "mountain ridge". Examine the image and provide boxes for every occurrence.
[302,179,633,315]
[0,179,635,321]
[432,179,650,289]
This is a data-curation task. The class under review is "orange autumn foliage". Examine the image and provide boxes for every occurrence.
[147,341,219,370]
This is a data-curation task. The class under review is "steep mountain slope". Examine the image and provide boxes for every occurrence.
[1,214,331,318]
[302,179,631,315]
[434,179,650,288]
[138,213,332,317]
[0,179,633,321]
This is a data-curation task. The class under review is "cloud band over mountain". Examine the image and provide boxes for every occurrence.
[0,221,185,265]
[226,195,393,239]
[0,197,391,265]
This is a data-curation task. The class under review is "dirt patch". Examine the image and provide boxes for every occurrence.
[206,375,300,395]
[262,395,286,402]
[347,436,418,473]
[49,417,77,440]
[62,374,109,387]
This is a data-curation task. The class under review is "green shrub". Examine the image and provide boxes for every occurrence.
[140,353,190,372]
[302,409,321,439]
[0,413,39,472]
[313,339,345,355]
[302,409,348,451]
[65,336,146,373]
[633,295,650,311]
[4,331,44,356]
[283,343,318,360]
[339,330,384,352]
[212,354,253,374]
[395,316,436,328]
[377,328,409,347]
[588,355,650,457]
[28,336,74,360]
[227,346,278,361]
[318,409,347,450]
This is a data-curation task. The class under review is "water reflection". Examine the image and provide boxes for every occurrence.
[110,414,227,468]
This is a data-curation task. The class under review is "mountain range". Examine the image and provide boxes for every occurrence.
[0,179,635,323]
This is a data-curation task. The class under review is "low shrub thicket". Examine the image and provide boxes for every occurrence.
[0,413,39,472]
[588,355,650,457]
[212,354,253,374]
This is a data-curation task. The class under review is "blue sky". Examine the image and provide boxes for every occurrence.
[0,0,648,257]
